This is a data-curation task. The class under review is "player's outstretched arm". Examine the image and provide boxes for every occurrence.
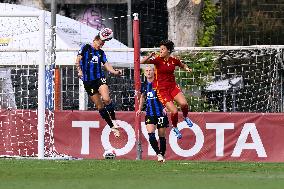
[180,61,192,73]
[141,52,155,64]
[104,62,122,76]
[75,55,83,79]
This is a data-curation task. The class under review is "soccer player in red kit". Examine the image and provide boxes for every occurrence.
[140,40,193,139]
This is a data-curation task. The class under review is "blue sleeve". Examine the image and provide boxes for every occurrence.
[140,83,146,95]
[78,44,89,56]
[101,51,108,64]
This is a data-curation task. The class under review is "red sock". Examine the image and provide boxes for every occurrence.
[181,105,189,118]
[171,112,178,128]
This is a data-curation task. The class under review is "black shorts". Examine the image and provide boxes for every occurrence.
[145,115,169,129]
[83,78,107,96]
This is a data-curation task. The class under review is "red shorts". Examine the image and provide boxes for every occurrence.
[156,84,182,106]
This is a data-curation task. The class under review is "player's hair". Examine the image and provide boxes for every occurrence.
[142,64,154,75]
[144,64,154,71]
[93,35,101,41]
[159,40,175,53]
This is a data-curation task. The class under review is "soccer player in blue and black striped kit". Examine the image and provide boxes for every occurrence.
[75,28,121,138]
[136,65,169,162]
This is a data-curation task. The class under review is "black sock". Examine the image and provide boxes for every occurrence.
[159,137,166,156]
[105,102,116,120]
[99,108,114,128]
[148,133,159,155]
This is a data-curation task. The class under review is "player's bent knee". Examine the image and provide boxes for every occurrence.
[171,109,178,115]
[103,98,111,105]
[180,102,188,108]
[97,106,104,111]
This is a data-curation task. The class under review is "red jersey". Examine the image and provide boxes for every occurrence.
[149,56,182,89]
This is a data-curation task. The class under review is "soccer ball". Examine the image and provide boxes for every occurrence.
[103,149,116,159]
[99,28,113,41]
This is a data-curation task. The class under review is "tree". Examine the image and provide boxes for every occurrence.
[167,0,203,46]
[17,0,45,10]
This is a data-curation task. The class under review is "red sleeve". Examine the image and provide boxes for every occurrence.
[173,57,182,67]
[148,56,159,65]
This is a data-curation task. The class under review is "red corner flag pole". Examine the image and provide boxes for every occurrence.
[133,13,142,160]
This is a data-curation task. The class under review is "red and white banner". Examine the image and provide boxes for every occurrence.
[1,110,284,161]
[54,111,284,162]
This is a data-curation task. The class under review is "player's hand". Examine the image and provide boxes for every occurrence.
[149,52,155,57]
[77,70,83,79]
[136,110,142,116]
[115,69,123,76]
[185,67,192,73]
[162,108,168,116]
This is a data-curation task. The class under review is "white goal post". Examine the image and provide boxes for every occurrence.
[0,12,45,159]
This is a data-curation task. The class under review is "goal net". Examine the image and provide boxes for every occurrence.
[141,46,284,112]
[0,11,58,158]
[53,46,284,113]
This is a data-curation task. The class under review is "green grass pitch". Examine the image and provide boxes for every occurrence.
[1,159,284,189]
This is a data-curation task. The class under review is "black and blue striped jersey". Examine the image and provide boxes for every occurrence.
[141,81,164,116]
[78,44,108,81]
